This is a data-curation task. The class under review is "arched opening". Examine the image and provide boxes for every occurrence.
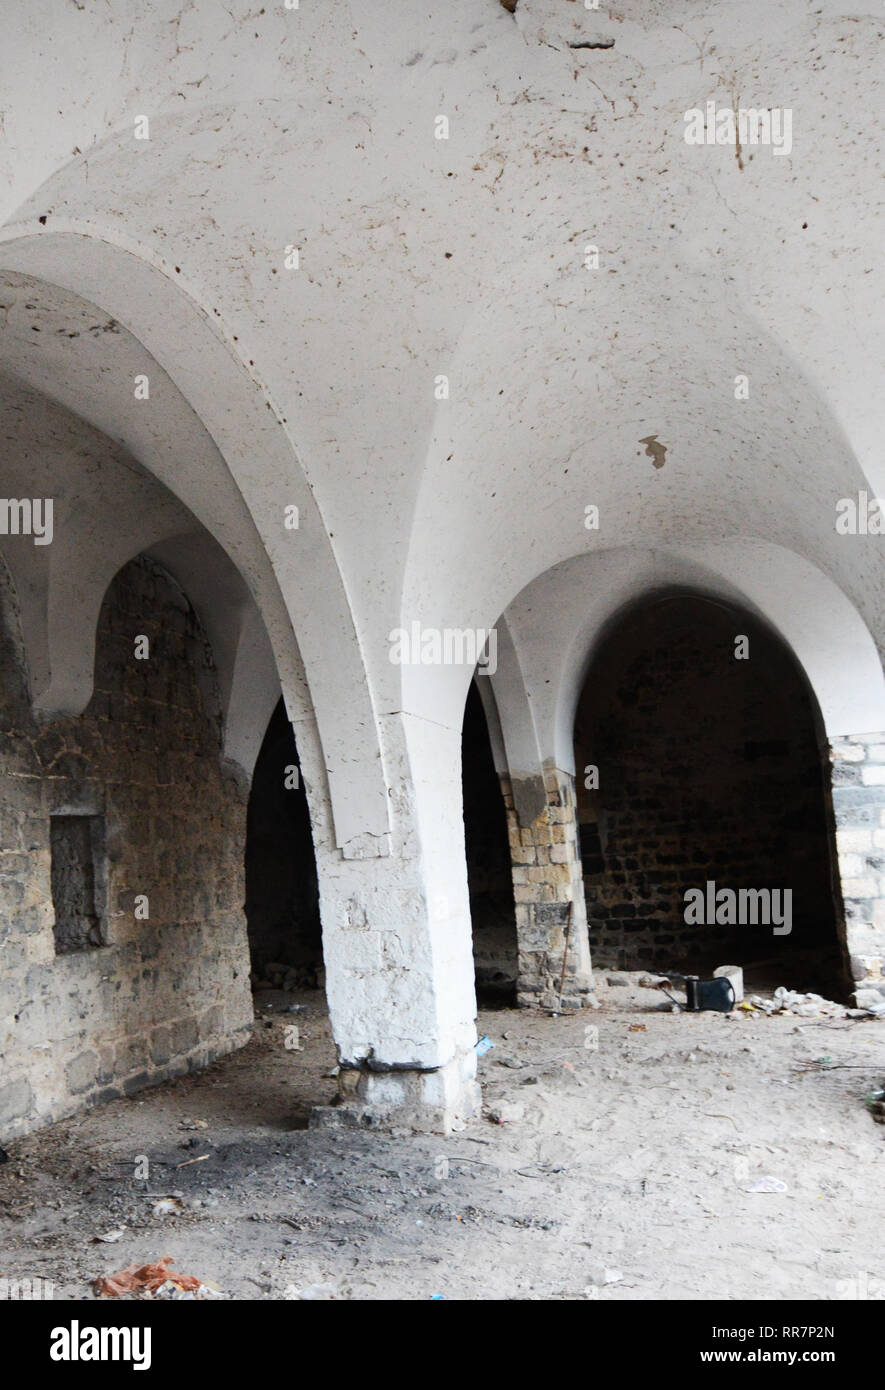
[0,548,261,1136]
[462,680,519,1004]
[574,593,847,997]
[245,697,323,994]
[0,262,345,1138]
[0,243,391,858]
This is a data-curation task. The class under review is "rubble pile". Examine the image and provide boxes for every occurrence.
[741,985,885,1019]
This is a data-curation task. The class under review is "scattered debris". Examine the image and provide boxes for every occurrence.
[94,1255,207,1298]
[9,985,881,1301]
[488,1102,525,1124]
[866,1089,885,1124]
[93,1229,126,1244]
[152,1279,223,1301]
[569,39,615,50]
[741,988,884,1019]
[792,1055,880,1075]
[587,1266,624,1286]
[516,1162,566,1178]
[151,1197,183,1217]
[796,1055,836,1072]
[651,971,738,1012]
[475,1035,494,1056]
[685,974,736,1012]
[853,987,885,1016]
[745,1176,788,1194]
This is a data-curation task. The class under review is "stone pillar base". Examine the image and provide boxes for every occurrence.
[310,1049,482,1134]
[502,767,594,1006]
[830,733,885,990]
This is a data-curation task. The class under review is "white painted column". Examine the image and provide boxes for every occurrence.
[302,709,481,1132]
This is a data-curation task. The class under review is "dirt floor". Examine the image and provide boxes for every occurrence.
[2,975,884,1302]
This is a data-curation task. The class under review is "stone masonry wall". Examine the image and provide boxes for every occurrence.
[830,733,885,986]
[574,597,842,982]
[503,768,593,1008]
[0,556,252,1140]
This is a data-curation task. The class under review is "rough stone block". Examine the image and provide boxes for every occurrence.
[0,1077,32,1126]
[65,1050,99,1096]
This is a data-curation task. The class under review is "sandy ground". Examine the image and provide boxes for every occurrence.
[2,976,883,1302]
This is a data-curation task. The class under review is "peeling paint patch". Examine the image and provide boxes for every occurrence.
[511,773,547,828]
[639,434,667,469]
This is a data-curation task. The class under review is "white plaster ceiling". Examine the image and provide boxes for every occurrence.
[0,0,881,762]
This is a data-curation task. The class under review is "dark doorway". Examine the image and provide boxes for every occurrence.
[245,698,322,992]
[574,594,845,995]
[462,681,518,1003]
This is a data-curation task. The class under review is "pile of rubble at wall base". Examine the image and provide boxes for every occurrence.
[740,985,885,1019]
